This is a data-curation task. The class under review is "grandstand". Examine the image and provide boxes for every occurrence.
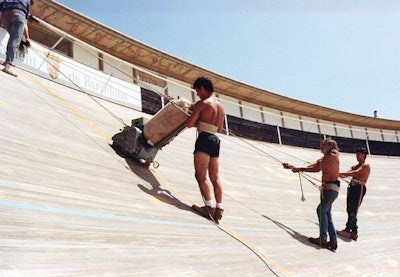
[1,0,399,276]
[27,0,400,157]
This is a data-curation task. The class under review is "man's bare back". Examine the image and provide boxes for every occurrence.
[187,90,224,133]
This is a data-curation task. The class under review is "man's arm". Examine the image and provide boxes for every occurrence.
[340,164,370,178]
[216,103,224,132]
[293,161,321,173]
[186,102,202,128]
[282,159,322,173]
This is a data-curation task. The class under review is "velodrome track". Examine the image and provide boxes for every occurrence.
[1,68,400,276]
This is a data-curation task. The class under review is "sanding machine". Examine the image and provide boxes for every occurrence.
[111,98,191,166]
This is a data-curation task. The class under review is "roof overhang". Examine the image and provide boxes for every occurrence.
[31,0,400,130]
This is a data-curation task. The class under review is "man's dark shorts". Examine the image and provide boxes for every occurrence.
[194,132,220,158]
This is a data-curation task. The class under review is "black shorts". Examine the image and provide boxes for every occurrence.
[194,132,220,158]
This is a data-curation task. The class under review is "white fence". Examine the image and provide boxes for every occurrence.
[1,25,399,147]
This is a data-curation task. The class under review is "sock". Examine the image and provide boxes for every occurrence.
[205,200,215,208]
[216,203,224,209]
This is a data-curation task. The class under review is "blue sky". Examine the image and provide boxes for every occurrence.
[56,0,400,120]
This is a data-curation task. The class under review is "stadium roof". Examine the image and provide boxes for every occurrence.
[31,0,400,130]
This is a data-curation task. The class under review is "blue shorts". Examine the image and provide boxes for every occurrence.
[194,132,220,158]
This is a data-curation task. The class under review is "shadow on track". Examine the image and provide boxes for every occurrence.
[262,214,321,250]
[110,143,193,212]
[127,158,192,212]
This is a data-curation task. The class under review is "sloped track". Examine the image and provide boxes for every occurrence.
[1,68,400,276]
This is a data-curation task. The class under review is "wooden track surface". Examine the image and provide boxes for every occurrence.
[1,68,400,276]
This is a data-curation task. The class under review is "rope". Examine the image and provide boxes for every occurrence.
[23,43,284,274]
[29,45,129,127]
[31,16,184,103]
[28,13,354,266]
[18,14,351,274]
[199,196,281,276]
[221,126,352,190]
[18,63,283,274]
[224,128,322,191]
[29,16,181,131]
[224,130,284,164]
[298,172,305,201]
[298,173,321,190]
[189,130,282,275]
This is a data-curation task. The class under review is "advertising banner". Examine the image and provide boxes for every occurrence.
[0,27,142,111]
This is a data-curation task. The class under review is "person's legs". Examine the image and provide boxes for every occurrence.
[346,186,366,240]
[208,157,222,204]
[192,133,222,221]
[194,152,212,203]
[318,190,338,241]
[355,186,366,232]
[326,206,338,250]
[347,189,357,232]
[192,152,217,220]
[4,11,26,66]
[346,186,364,233]
[208,156,223,221]
[326,205,337,243]
[309,207,328,247]
[316,203,327,241]
[344,186,354,232]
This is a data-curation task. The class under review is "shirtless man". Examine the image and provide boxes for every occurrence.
[186,77,225,223]
[337,147,370,241]
[282,138,340,251]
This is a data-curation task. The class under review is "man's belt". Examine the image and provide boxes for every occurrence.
[322,180,340,192]
[350,179,366,186]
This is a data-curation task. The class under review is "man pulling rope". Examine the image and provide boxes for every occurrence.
[282,137,340,251]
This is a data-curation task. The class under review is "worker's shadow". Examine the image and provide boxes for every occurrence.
[262,214,321,250]
[110,143,192,212]
[123,157,192,212]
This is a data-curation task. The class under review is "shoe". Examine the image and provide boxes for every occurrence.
[192,205,216,220]
[2,66,17,77]
[308,237,328,248]
[337,229,351,238]
[214,208,224,224]
[349,232,358,241]
[327,241,338,251]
